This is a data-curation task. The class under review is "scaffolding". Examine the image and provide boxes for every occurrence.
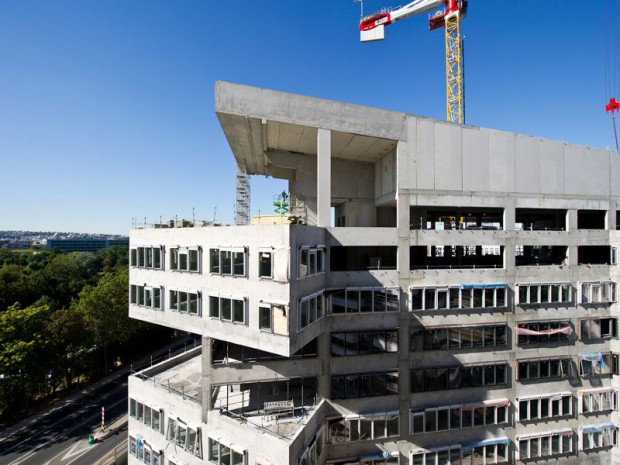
[235,165,250,226]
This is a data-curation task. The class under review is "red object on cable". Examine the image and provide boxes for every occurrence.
[607,98,620,114]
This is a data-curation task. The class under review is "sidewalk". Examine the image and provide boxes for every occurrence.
[93,413,128,441]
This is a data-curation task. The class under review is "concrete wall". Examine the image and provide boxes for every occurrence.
[400,117,616,200]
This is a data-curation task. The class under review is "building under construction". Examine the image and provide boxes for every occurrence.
[127,81,620,465]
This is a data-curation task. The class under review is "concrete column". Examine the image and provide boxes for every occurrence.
[609,206,617,231]
[567,209,578,232]
[201,336,212,423]
[317,129,331,227]
[316,329,331,401]
[395,140,411,441]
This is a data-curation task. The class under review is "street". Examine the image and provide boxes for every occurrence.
[0,377,128,465]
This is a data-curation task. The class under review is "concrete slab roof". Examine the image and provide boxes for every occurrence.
[215,81,404,176]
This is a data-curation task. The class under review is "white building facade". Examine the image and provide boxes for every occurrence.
[128,82,620,465]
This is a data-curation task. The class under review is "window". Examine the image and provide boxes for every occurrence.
[299,426,324,465]
[517,357,572,381]
[129,398,164,433]
[410,399,509,434]
[131,246,163,269]
[169,290,201,316]
[580,424,618,450]
[516,321,573,345]
[331,371,398,399]
[581,281,616,304]
[411,362,507,392]
[579,353,613,376]
[168,247,200,272]
[209,248,246,277]
[518,393,573,422]
[298,292,324,330]
[207,438,245,465]
[410,446,467,465]
[331,330,398,356]
[259,305,272,332]
[517,430,573,459]
[580,389,618,414]
[209,296,245,324]
[517,283,573,305]
[411,285,507,311]
[328,411,399,443]
[167,418,201,458]
[411,324,507,351]
[128,435,163,465]
[581,318,618,340]
[258,251,273,278]
[330,287,399,314]
[461,441,510,465]
[298,246,325,278]
[130,285,163,311]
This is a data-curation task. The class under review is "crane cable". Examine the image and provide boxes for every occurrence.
[604,0,619,151]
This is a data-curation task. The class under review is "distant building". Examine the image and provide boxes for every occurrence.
[251,214,290,225]
[46,238,128,253]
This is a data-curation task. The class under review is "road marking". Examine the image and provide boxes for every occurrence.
[1,382,127,456]
[6,397,127,465]
[6,451,36,465]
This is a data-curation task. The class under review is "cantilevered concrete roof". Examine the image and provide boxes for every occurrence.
[215,81,404,176]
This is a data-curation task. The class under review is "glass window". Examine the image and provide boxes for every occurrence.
[232,251,244,276]
[189,249,199,272]
[210,249,220,273]
[259,306,272,331]
[221,298,232,321]
[232,299,244,323]
[259,251,272,278]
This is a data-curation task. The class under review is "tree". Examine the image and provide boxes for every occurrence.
[0,304,51,416]
[74,267,136,370]
[46,307,89,391]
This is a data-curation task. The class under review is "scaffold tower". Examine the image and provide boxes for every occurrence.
[235,164,250,225]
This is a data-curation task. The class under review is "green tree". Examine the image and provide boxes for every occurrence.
[46,307,89,391]
[0,264,33,310]
[0,304,51,416]
[75,267,136,370]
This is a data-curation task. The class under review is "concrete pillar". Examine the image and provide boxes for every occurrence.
[317,129,331,227]
[316,329,331,401]
[609,206,617,231]
[567,209,578,232]
[395,139,411,441]
[201,336,212,423]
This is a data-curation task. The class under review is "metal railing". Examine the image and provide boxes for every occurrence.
[95,441,127,465]
[130,338,201,373]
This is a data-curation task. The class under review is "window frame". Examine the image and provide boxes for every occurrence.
[169,289,201,316]
[411,285,507,311]
[297,246,326,279]
[208,295,246,325]
[209,247,246,277]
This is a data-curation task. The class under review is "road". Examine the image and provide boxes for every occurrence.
[0,337,200,465]
[0,377,128,465]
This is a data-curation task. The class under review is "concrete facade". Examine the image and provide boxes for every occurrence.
[128,82,620,465]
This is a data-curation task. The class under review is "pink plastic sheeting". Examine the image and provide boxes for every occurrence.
[516,326,573,336]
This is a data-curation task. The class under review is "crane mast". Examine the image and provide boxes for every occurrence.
[444,8,463,124]
[358,0,467,124]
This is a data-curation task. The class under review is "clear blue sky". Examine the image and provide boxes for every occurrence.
[1,0,619,235]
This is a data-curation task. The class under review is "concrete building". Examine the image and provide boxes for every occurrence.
[128,81,620,465]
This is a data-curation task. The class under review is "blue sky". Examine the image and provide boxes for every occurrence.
[1,0,619,235]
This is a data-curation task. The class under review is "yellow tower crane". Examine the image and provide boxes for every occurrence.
[358,0,467,124]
